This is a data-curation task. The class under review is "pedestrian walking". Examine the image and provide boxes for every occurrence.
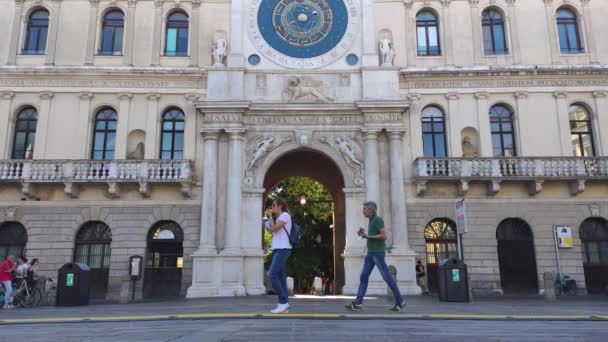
[1,255,16,309]
[416,260,430,295]
[345,201,406,312]
[264,198,292,314]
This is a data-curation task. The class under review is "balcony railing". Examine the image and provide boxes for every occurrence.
[414,157,608,196]
[0,159,193,198]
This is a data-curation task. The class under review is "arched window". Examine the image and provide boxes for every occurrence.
[490,104,516,157]
[0,222,28,260]
[569,104,595,157]
[556,8,583,54]
[424,219,457,292]
[91,108,117,160]
[11,107,37,159]
[144,221,184,298]
[165,11,189,56]
[160,108,185,160]
[579,218,608,294]
[99,10,124,56]
[482,8,507,55]
[74,221,112,299]
[23,9,49,55]
[416,11,440,56]
[422,106,447,157]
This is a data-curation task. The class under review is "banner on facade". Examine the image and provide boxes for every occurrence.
[455,199,467,234]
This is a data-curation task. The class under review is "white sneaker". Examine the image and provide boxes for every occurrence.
[270,303,290,314]
[3,304,15,309]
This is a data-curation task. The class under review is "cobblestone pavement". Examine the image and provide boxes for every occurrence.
[3,318,608,342]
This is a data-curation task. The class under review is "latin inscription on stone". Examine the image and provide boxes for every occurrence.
[405,79,608,90]
[364,113,401,122]
[244,115,363,125]
[0,79,200,89]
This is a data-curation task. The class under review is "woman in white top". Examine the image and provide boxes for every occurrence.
[16,256,29,278]
[264,198,292,314]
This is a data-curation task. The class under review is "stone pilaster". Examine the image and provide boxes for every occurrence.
[553,92,571,156]
[223,129,245,252]
[151,0,163,66]
[198,130,220,252]
[77,92,93,158]
[404,1,415,67]
[445,93,460,157]
[363,129,380,203]
[45,0,63,65]
[189,0,202,67]
[581,0,599,64]
[468,0,482,65]
[115,93,133,159]
[0,92,15,158]
[506,0,521,64]
[7,0,25,65]
[592,91,608,155]
[387,130,409,251]
[543,0,559,64]
[513,91,528,156]
[84,0,100,65]
[475,92,492,157]
[183,94,198,160]
[227,0,244,67]
[441,0,454,65]
[361,0,378,67]
[34,92,54,158]
[143,94,161,159]
[123,0,137,66]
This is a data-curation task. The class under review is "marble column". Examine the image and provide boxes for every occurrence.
[506,0,521,64]
[475,92,493,157]
[543,0,559,64]
[123,0,137,66]
[77,92,93,158]
[553,92,571,156]
[227,0,244,67]
[387,130,409,251]
[114,93,133,159]
[143,94,161,159]
[7,0,25,65]
[44,0,62,65]
[189,0,201,67]
[361,0,378,67]
[581,0,599,64]
[150,0,163,66]
[34,92,53,158]
[223,129,245,252]
[0,92,15,158]
[592,91,608,155]
[469,0,482,65]
[84,0,100,65]
[363,129,380,203]
[199,130,220,252]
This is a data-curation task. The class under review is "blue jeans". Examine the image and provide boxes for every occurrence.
[269,249,291,304]
[355,252,404,306]
[2,280,12,306]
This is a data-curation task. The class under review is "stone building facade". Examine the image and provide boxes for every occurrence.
[1,0,608,300]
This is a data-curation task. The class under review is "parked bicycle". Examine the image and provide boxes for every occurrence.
[554,272,578,296]
[42,278,57,306]
[0,278,42,308]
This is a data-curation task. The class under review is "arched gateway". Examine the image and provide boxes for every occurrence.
[186,102,419,298]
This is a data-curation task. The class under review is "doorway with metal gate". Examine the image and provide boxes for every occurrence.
[424,218,458,292]
[580,217,608,294]
[143,221,184,298]
[0,221,27,260]
[496,218,538,294]
[74,221,112,299]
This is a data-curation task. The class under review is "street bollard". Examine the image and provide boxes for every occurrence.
[313,277,323,296]
[387,265,397,301]
[543,272,556,301]
[287,277,294,296]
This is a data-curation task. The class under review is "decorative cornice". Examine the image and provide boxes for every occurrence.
[440,0,451,8]
[468,0,479,8]
[592,91,607,98]
[39,92,53,100]
[514,91,528,100]
[580,0,590,6]
[403,0,413,8]
[506,0,516,6]
[1,91,15,100]
[192,0,202,9]
[154,0,164,7]
[445,92,459,101]
[79,92,93,100]
[474,92,489,100]
[553,92,568,99]
[147,93,161,101]
[118,92,133,100]
[543,0,554,5]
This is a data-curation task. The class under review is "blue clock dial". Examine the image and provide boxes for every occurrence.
[258,0,348,58]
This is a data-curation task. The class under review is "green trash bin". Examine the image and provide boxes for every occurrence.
[438,258,470,302]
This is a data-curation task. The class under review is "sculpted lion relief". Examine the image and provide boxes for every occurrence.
[282,76,334,103]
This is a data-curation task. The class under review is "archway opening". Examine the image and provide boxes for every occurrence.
[74,221,112,299]
[496,218,538,294]
[143,221,184,298]
[263,149,346,295]
[424,218,458,293]
[580,217,608,294]
[0,222,27,260]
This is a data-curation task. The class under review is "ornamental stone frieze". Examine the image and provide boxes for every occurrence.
[243,134,293,185]
[319,134,365,186]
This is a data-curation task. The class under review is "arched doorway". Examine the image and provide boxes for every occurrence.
[424,219,457,292]
[263,149,346,294]
[74,221,112,299]
[580,218,608,294]
[496,218,538,294]
[144,221,184,298]
[0,222,27,259]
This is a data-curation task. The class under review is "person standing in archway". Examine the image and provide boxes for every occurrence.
[345,201,406,312]
[265,198,292,314]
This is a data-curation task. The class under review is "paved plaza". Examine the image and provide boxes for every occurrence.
[1,295,607,341]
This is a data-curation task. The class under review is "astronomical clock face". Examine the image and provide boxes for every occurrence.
[247,0,360,69]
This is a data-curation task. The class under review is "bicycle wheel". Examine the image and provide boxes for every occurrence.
[30,288,42,306]
[45,290,56,306]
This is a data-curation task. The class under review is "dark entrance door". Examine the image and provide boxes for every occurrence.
[424,219,458,292]
[143,221,184,298]
[580,218,608,294]
[74,221,112,300]
[496,219,538,294]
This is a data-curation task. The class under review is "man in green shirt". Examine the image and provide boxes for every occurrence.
[345,201,406,312]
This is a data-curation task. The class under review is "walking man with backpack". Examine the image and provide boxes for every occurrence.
[345,201,406,312]
[265,198,293,314]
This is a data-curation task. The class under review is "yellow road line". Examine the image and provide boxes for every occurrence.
[1,312,605,324]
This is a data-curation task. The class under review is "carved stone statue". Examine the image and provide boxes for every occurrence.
[379,37,396,67]
[321,136,363,170]
[127,142,145,160]
[282,76,334,103]
[462,136,478,158]
[212,38,227,66]
[247,136,275,170]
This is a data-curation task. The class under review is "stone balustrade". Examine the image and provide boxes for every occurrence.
[414,157,608,196]
[0,159,193,198]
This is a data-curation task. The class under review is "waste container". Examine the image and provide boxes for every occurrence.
[437,258,470,302]
[56,262,91,306]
